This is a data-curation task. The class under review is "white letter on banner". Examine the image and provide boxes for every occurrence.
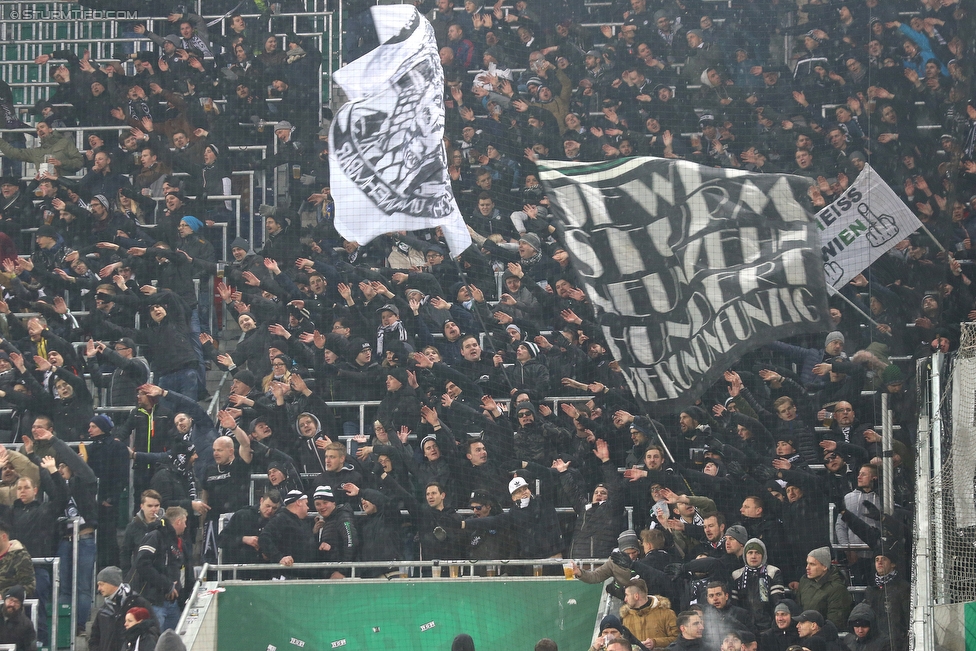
[738,179,769,217]
[767,176,809,222]
[645,217,674,259]
[562,228,604,279]
[780,248,808,285]
[603,228,646,276]
[640,268,683,314]
[618,177,658,222]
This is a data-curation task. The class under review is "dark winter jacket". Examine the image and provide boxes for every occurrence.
[863,573,908,651]
[120,513,156,576]
[845,602,891,651]
[259,507,315,565]
[797,565,854,630]
[464,488,563,558]
[357,486,404,576]
[90,582,155,651]
[561,461,624,558]
[315,503,359,567]
[217,505,271,565]
[10,465,67,558]
[133,518,189,606]
[123,617,159,651]
[0,604,34,651]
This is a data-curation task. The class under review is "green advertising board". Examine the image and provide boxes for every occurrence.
[216,578,604,650]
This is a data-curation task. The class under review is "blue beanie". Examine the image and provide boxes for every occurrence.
[90,414,114,436]
[180,216,204,232]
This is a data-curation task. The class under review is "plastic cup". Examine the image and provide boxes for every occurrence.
[563,562,575,580]
[431,562,441,578]
[486,565,497,577]
[449,563,460,578]
[533,564,543,577]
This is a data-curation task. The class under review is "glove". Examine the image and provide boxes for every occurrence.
[724,460,745,479]
[605,582,626,600]
[258,204,276,218]
[299,174,316,186]
[664,562,685,579]
[610,549,634,570]
[318,362,338,378]
[862,500,881,521]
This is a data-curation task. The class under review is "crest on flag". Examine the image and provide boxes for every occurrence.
[539,158,830,410]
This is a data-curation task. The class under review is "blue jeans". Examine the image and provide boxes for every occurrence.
[0,140,23,179]
[153,600,181,632]
[57,534,96,633]
[157,367,199,403]
[35,567,51,645]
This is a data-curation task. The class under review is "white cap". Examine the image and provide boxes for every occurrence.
[509,476,529,494]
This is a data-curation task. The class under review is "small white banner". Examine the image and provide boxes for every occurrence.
[815,163,923,288]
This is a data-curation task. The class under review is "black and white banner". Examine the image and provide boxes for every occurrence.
[539,158,830,409]
[816,164,923,288]
[329,5,471,255]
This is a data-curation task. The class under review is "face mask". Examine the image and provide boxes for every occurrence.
[463,299,475,310]
[518,497,530,508]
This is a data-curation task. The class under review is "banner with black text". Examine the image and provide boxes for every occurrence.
[539,158,830,410]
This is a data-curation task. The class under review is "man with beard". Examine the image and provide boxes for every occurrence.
[0,585,35,651]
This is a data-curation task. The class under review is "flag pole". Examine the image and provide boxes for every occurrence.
[827,285,882,328]
[918,223,947,253]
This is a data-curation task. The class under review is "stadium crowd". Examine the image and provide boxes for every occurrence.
[0,0,971,648]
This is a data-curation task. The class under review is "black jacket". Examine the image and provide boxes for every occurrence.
[258,507,315,565]
[133,518,189,606]
[315,503,359,567]
[96,290,198,376]
[46,436,99,531]
[561,461,624,558]
[120,513,154,576]
[86,433,130,506]
[465,490,564,559]
[0,606,35,651]
[218,505,271,565]
[10,465,67,557]
[309,464,364,508]
[123,617,159,651]
[357,485,405,575]
[90,582,156,651]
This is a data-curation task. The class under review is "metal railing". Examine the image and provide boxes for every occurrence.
[30,556,60,651]
[206,557,601,581]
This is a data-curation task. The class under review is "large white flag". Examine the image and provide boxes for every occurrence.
[816,164,923,288]
[329,5,471,256]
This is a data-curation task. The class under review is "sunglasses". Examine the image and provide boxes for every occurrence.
[471,505,484,511]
